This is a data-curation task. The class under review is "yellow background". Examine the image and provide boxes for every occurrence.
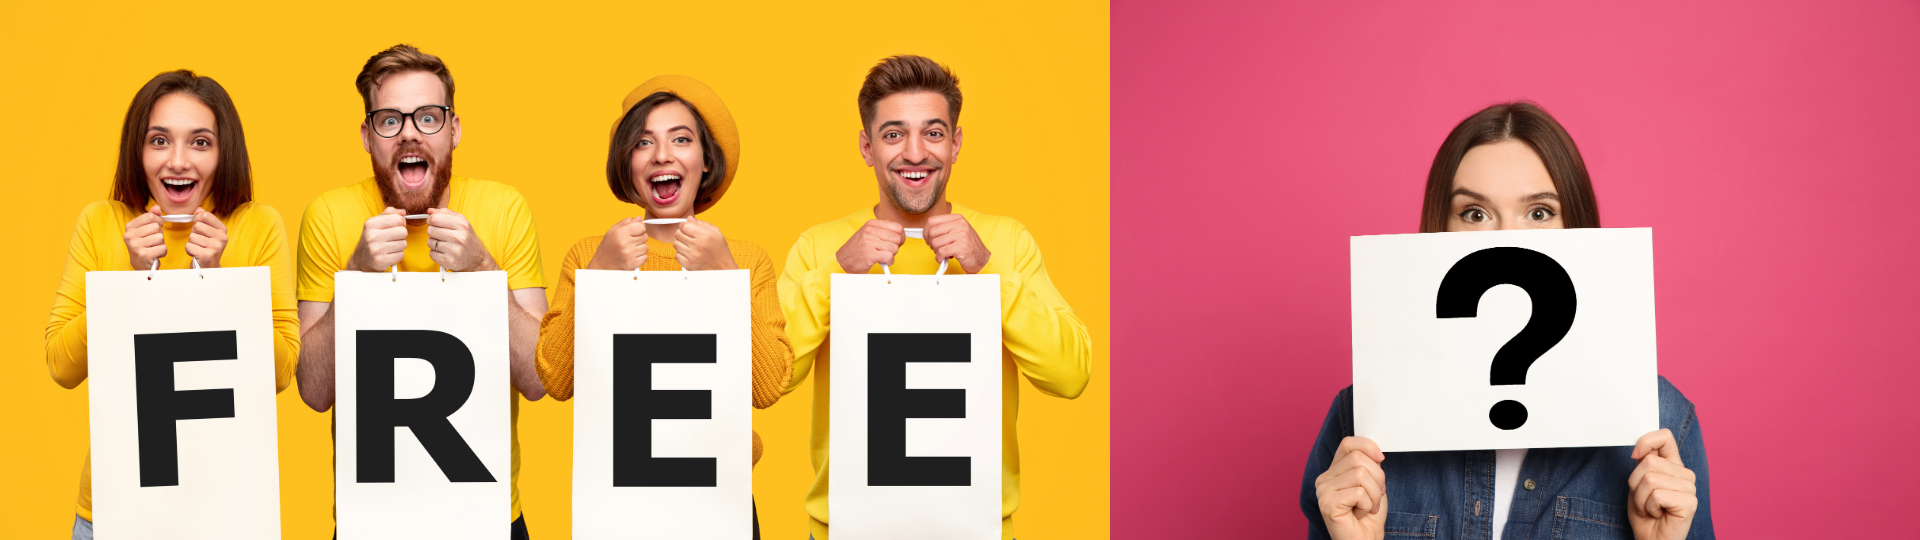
[0,2,1110,538]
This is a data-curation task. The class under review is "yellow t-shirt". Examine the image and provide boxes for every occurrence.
[780,203,1093,540]
[45,199,301,521]
[296,176,546,521]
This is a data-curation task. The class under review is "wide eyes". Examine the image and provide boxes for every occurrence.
[1459,208,1490,223]
[880,129,944,141]
[417,112,437,126]
[147,135,213,148]
[1528,206,1557,222]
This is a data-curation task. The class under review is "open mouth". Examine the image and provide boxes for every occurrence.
[397,155,430,189]
[160,178,197,203]
[648,171,684,206]
[895,168,935,188]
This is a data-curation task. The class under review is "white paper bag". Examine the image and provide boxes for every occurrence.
[829,271,1002,540]
[573,269,753,539]
[87,266,282,539]
[1351,228,1658,452]
[335,270,510,538]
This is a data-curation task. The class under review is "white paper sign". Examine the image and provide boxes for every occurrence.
[87,266,281,539]
[1352,228,1658,452]
[573,269,752,539]
[335,271,510,537]
[830,272,1002,540]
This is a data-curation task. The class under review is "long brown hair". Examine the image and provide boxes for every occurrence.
[606,91,727,207]
[1420,101,1598,233]
[112,70,252,217]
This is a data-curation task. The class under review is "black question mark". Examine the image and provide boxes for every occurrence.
[1435,247,1577,430]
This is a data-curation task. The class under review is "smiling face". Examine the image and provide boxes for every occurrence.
[1447,140,1564,231]
[142,92,220,215]
[363,70,460,214]
[628,100,709,219]
[861,91,961,215]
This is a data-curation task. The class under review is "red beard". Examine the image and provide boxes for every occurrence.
[373,143,453,214]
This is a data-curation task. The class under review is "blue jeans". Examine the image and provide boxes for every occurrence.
[71,515,91,540]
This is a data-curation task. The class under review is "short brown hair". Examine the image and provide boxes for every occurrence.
[606,92,727,207]
[355,44,454,112]
[113,70,253,218]
[1420,101,1600,233]
[857,55,962,130]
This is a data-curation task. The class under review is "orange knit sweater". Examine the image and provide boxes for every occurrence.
[536,235,794,464]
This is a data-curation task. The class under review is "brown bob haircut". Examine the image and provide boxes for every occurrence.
[1420,101,1600,233]
[857,55,963,131]
[112,70,252,218]
[355,44,455,112]
[606,92,727,207]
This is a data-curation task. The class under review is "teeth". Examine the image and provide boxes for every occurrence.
[401,156,424,164]
[652,175,681,183]
[902,171,929,179]
[163,179,193,186]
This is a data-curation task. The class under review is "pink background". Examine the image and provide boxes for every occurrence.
[1113,1,1919,537]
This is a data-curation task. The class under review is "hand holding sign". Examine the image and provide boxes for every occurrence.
[185,208,230,268]
[426,207,497,272]
[837,219,905,273]
[588,217,651,271]
[1352,228,1657,452]
[123,206,167,271]
[924,213,990,274]
[349,208,408,272]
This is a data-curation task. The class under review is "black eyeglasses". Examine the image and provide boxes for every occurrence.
[365,105,452,138]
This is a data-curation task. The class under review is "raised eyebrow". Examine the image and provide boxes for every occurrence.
[148,126,170,134]
[1449,187,1488,202]
[877,120,907,130]
[1523,192,1561,202]
[924,118,950,129]
[190,127,215,136]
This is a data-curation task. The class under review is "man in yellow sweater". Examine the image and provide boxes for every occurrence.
[292,44,548,539]
[780,55,1093,540]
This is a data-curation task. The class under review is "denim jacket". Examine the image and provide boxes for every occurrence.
[1299,376,1713,540]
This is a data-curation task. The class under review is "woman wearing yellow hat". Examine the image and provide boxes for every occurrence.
[534,75,792,537]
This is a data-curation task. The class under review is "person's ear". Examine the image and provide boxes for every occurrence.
[449,113,462,150]
[859,128,875,167]
[360,121,374,154]
[950,125,962,165]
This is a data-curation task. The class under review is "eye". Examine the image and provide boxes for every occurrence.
[926,129,944,139]
[1528,206,1557,222]
[673,136,692,144]
[883,131,902,140]
[192,138,212,148]
[418,113,437,125]
[382,117,400,127]
[637,139,653,147]
[1458,207,1490,224]
[149,136,168,147]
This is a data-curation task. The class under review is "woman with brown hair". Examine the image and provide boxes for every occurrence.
[1300,102,1713,540]
[534,75,792,538]
[44,69,299,540]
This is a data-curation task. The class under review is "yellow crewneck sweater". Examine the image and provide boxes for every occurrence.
[536,234,795,465]
[45,199,300,521]
[780,203,1092,540]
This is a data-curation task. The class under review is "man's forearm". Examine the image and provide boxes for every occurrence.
[297,304,337,412]
[508,292,546,401]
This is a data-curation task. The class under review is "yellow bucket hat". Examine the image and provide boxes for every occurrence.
[615,75,740,214]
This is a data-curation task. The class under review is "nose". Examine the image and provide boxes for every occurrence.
[650,143,674,165]
[901,133,928,164]
[165,140,191,172]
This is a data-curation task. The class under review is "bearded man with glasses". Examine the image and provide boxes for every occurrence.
[293,43,549,540]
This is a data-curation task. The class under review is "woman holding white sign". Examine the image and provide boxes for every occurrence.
[535,75,794,538]
[1302,102,1712,540]
[44,69,299,540]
